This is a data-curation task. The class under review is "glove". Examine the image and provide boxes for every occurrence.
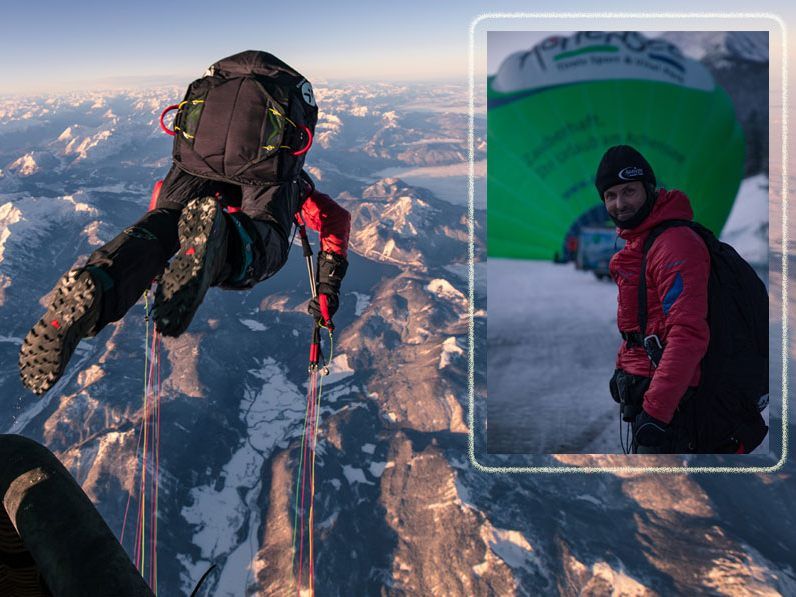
[308,293,339,326]
[634,409,670,447]
[308,251,348,327]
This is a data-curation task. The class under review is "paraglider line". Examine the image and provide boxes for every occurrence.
[308,328,333,592]
[121,287,150,549]
[291,382,313,568]
[297,371,317,593]
[153,332,162,592]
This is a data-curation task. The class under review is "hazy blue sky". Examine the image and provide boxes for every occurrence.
[1,0,793,94]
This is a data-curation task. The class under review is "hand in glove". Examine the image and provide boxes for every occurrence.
[308,292,339,327]
[308,251,348,329]
[633,409,670,447]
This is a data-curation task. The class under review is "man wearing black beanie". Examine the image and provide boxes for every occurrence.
[595,145,658,229]
[598,145,711,454]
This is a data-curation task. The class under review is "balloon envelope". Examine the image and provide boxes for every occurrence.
[488,32,745,260]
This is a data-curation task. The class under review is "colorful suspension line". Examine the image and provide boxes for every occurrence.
[290,218,334,596]
[291,324,333,597]
[120,290,163,594]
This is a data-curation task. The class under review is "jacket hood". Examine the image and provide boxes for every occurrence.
[618,188,694,241]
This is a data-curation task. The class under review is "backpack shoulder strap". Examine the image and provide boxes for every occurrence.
[638,219,695,336]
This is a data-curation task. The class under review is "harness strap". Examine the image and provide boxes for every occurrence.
[620,331,644,348]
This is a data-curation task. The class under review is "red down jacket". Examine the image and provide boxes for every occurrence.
[298,189,351,258]
[609,188,710,423]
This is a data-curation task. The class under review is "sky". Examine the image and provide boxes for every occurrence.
[1,0,795,95]
[0,0,484,93]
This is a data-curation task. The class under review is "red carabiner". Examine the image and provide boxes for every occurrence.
[292,125,313,156]
[159,104,180,136]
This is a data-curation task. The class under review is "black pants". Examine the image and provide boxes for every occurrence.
[84,165,293,333]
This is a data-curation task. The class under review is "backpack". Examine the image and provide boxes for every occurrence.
[639,220,769,453]
[171,50,318,186]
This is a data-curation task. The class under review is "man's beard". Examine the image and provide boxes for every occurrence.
[610,187,656,229]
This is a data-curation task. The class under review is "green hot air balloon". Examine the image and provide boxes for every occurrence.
[488,31,745,261]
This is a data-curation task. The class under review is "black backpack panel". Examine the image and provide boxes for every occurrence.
[640,220,769,453]
[172,50,318,186]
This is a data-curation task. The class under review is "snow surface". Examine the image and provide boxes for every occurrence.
[0,193,98,264]
[368,461,387,478]
[487,260,621,453]
[320,354,355,385]
[489,528,535,569]
[721,174,769,265]
[439,336,464,369]
[239,318,268,332]
[487,175,771,454]
[351,291,371,316]
[426,278,466,305]
[180,358,307,595]
[342,464,373,485]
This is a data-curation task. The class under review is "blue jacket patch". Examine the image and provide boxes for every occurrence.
[662,272,684,315]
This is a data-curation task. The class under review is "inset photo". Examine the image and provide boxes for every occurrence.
[486,31,770,455]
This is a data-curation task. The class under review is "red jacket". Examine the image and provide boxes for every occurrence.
[609,189,710,423]
[298,190,351,257]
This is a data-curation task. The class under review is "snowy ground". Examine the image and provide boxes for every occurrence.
[487,261,623,453]
[487,257,773,454]
[487,176,773,454]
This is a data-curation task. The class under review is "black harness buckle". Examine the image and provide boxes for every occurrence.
[643,334,664,368]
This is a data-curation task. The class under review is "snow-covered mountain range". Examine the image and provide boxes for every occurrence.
[0,49,792,597]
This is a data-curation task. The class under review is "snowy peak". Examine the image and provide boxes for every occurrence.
[8,153,39,176]
[381,110,399,127]
[58,125,80,142]
[5,150,59,177]
[0,192,99,264]
[659,31,769,177]
[60,128,115,161]
[659,31,768,63]
[341,178,476,270]
[725,31,769,63]
[315,110,343,149]
[361,177,434,202]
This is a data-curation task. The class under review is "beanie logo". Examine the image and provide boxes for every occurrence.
[618,166,644,180]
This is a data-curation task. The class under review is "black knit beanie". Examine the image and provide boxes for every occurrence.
[595,145,656,199]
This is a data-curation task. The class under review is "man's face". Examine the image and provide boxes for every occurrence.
[603,181,647,222]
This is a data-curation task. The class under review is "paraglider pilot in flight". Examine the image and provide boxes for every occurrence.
[19,51,351,395]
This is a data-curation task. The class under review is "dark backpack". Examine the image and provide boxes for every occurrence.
[171,50,318,186]
[639,220,769,453]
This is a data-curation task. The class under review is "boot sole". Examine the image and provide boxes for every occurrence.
[19,269,100,395]
[154,196,225,336]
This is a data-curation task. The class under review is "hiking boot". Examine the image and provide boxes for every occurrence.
[19,268,103,395]
[153,196,229,336]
